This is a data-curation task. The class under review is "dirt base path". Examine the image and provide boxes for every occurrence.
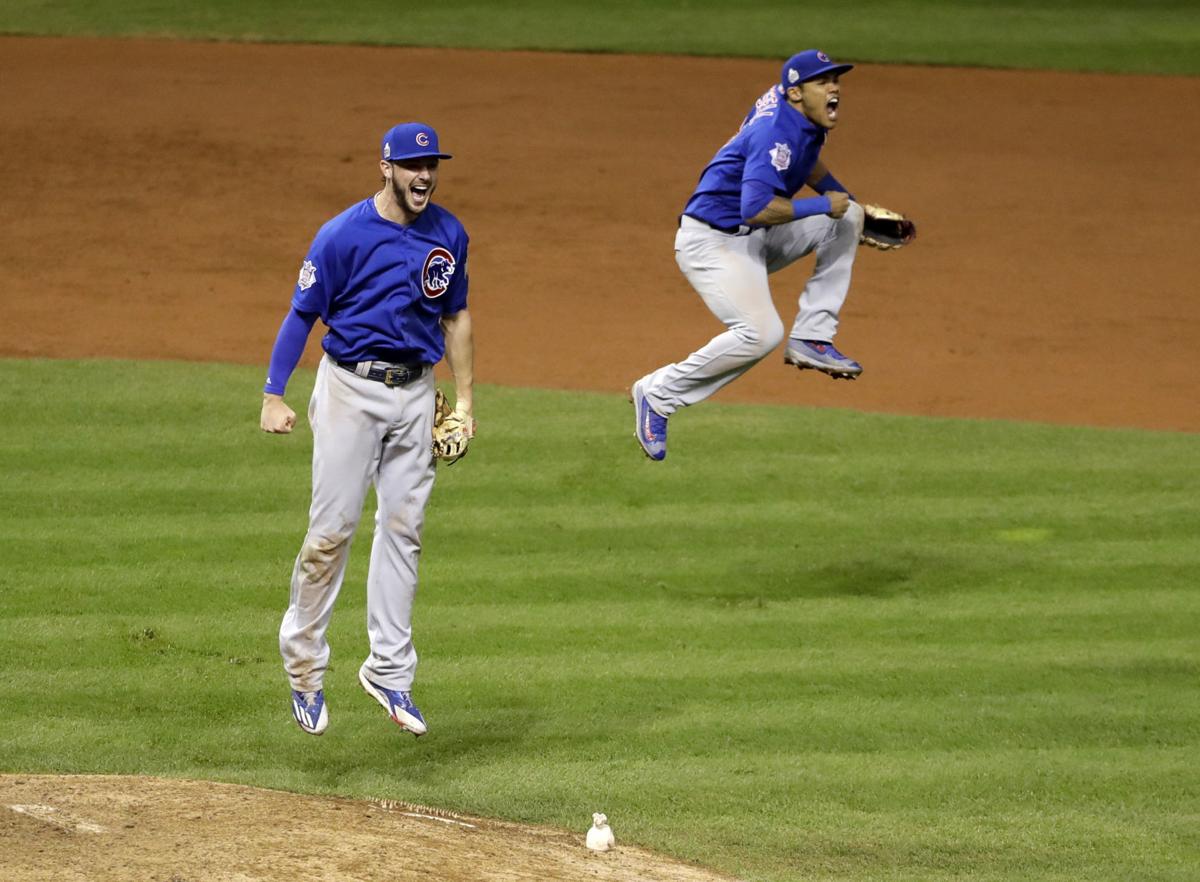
[1,775,737,882]
[1,37,1197,431]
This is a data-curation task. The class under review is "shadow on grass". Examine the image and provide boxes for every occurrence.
[652,552,988,607]
[663,554,962,604]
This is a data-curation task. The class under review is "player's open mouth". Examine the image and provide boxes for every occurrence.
[826,96,840,120]
[411,186,430,200]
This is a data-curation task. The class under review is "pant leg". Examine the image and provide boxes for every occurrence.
[359,370,437,692]
[642,221,784,416]
[279,357,384,692]
[764,201,864,343]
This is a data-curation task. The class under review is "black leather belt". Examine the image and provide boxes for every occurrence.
[336,360,425,388]
[680,214,751,236]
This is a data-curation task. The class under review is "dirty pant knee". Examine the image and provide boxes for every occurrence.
[280,529,355,690]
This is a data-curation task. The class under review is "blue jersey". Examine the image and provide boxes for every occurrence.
[683,85,827,230]
[291,198,469,364]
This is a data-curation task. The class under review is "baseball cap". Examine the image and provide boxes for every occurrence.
[381,122,453,161]
[781,49,854,89]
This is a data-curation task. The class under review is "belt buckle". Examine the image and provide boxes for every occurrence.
[382,366,409,387]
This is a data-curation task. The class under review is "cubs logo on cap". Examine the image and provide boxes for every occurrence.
[381,123,453,161]
[781,49,854,89]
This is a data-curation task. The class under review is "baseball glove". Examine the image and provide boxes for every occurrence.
[431,388,471,465]
[860,203,917,251]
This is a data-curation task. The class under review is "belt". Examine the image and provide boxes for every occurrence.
[335,359,426,387]
[680,214,752,236]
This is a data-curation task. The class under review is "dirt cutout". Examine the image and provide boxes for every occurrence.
[1,775,738,882]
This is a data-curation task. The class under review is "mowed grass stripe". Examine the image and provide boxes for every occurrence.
[1,359,1197,882]
[0,1,1198,74]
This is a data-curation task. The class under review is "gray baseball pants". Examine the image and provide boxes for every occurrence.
[279,355,436,693]
[641,203,864,416]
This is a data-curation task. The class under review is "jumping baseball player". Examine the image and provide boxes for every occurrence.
[260,122,474,737]
[632,50,894,461]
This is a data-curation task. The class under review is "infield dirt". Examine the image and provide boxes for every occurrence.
[0,35,1196,882]
[2,37,1197,432]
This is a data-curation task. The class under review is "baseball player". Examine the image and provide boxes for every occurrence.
[632,49,868,461]
[260,122,474,737]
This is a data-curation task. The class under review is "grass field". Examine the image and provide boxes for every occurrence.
[1,360,1198,881]
[3,5,1199,879]
[1,0,1199,74]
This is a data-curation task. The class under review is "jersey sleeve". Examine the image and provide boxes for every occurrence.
[740,124,791,193]
[290,228,343,318]
[441,228,470,315]
[263,307,319,395]
[740,178,777,222]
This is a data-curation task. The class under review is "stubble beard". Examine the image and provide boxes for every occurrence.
[391,176,431,218]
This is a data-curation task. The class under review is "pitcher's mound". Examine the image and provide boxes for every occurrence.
[1,774,740,882]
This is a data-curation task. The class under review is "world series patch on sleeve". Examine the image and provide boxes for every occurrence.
[860,204,917,251]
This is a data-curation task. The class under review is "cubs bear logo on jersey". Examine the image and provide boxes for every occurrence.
[421,247,456,299]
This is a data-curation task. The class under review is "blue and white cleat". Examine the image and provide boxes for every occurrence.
[631,379,668,461]
[291,689,328,735]
[358,668,428,736]
[784,339,863,380]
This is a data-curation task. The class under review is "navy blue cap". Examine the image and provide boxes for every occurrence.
[381,123,453,161]
[781,50,854,89]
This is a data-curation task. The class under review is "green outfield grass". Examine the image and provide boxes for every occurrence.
[1,359,1197,881]
[1,0,1199,74]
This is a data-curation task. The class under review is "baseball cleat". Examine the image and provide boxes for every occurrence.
[291,689,329,735]
[631,379,668,460]
[358,668,427,736]
[784,339,863,380]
